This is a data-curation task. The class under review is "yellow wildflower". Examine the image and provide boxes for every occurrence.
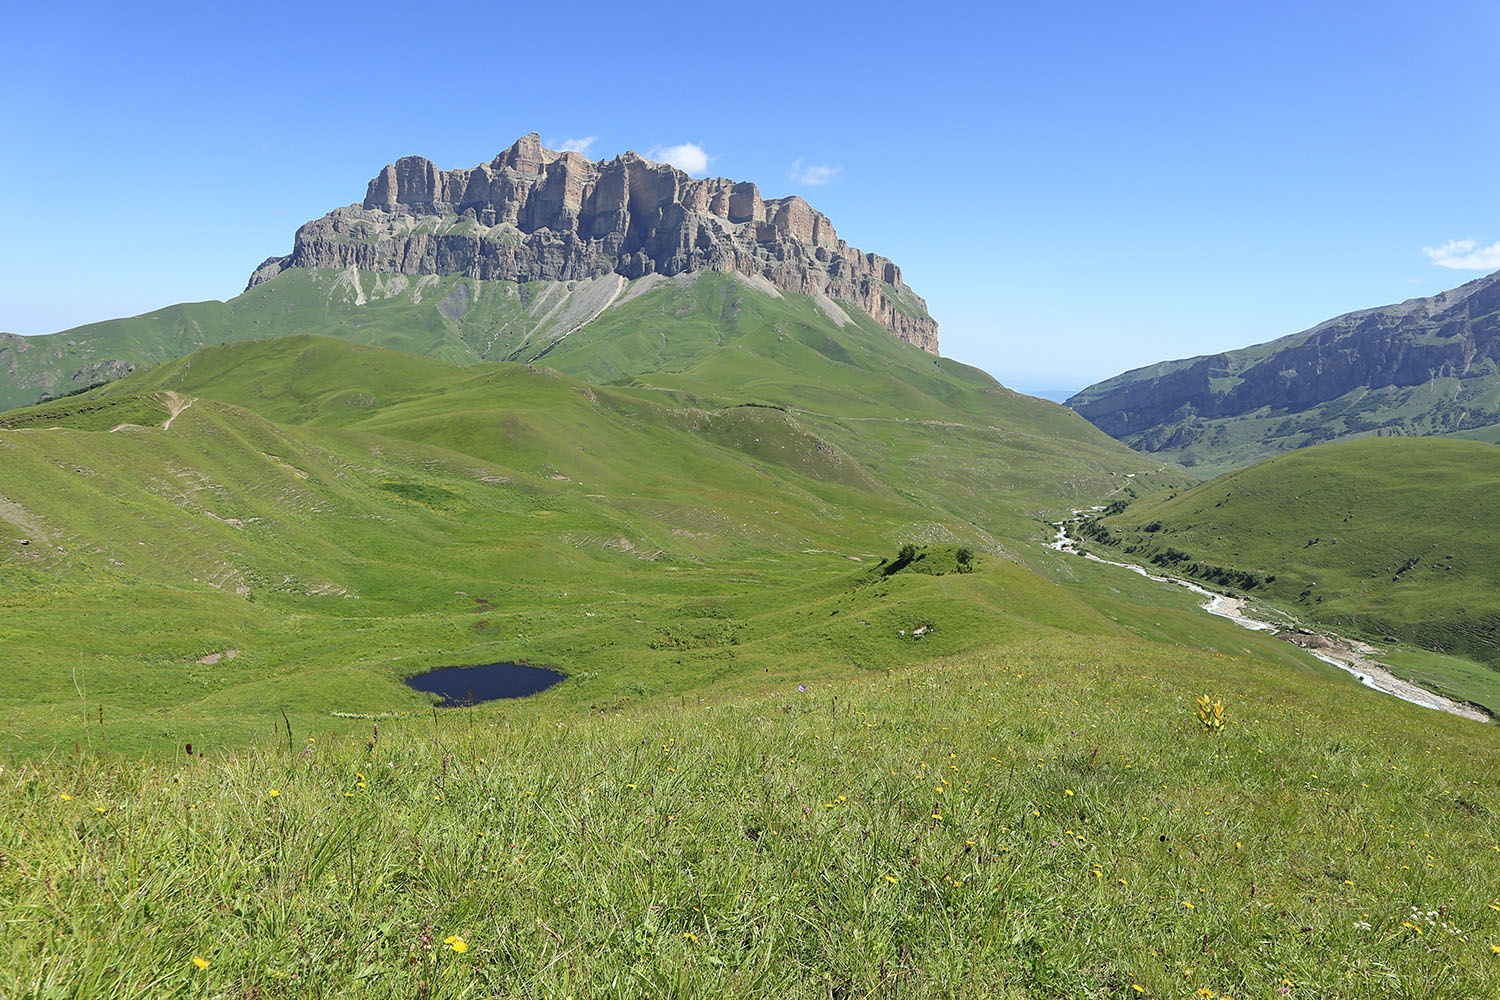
[192,956,209,970]
[443,935,468,953]
[59,793,72,801]
[268,788,280,797]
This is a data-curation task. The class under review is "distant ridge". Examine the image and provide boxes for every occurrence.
[248,133,938,354]
[1068,269,1500,471]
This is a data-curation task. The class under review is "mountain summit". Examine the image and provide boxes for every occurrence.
[248,133,938,354]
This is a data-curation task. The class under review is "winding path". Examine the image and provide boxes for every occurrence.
[1050,515,1490,724]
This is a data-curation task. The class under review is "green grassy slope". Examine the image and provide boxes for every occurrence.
[0,267,930,412]
[87,295,1185,540]
[0,333,1191,755]
[0,267,629,410]
[2,261,1161,544]
[1088,437,1500,705]
[521,273,1178,540]
[4,288,1499,997]
[5,632,1497,999]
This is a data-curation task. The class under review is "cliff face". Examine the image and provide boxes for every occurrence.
[1071,270,1500,436]
[1066,269,1500,468]
[249,134,938,354]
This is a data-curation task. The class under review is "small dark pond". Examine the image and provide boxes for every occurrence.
[405,662,565,706]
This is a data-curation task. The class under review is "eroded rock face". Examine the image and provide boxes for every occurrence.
[249,134,938,354]
[1071,270,1500,436]
[72,359,136,389]
[1066,268,1500,466]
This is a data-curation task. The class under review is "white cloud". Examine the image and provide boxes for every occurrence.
[790,158,842,186]
[649,142,711,176]
[1421,239,1500,271]
[554,136,597,154]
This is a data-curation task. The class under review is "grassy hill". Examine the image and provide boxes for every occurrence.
[0,262,1151,541]
[0,267,674,410]
[1087,437,1500,707]
[0,332,1189,755]
[0,267,930,412]
[6,302,1500,997]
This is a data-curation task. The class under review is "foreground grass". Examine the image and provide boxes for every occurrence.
[5,634,1497,999]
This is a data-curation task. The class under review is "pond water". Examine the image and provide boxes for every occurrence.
[405,662,565,706]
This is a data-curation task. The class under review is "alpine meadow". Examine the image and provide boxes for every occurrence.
[4,61,1500,1000]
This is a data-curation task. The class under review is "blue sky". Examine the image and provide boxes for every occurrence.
[3,0,1497,395]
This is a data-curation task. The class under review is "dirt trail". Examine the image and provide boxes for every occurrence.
[161,392,194,431]
[1051,515,1490,724]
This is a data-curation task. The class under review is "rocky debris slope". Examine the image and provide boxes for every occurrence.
[248,134,938,354]
[1067,269,1500,467]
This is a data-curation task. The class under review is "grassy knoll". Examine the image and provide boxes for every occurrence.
[4,632,1497,998]
[1090,437,1500,708]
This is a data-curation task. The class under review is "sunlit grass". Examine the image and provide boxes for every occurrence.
[5,634,1496,998]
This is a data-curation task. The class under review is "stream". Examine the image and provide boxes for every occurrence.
[1050,515,1490,723]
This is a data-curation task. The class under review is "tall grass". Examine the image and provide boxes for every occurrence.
[6,635,1496,998]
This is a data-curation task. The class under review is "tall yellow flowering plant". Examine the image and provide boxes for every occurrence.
[1196,694,1226,732]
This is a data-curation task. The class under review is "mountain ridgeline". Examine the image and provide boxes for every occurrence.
[1068,269,1500,471]
[0,134,936,411]
[252,132,938,353]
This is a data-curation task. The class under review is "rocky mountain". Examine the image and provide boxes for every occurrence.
[1067,269,1500,472]
[248,133,938,354]
[0,138,941,412]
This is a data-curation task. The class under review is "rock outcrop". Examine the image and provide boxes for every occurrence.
[248,134,938,354]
